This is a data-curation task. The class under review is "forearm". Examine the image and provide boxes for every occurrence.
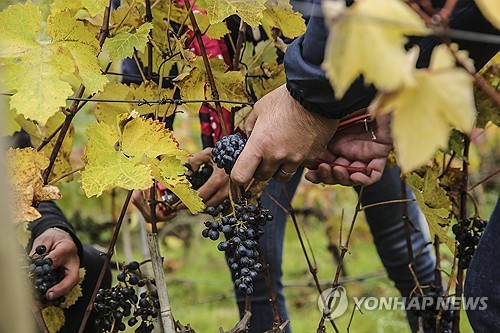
[284,0,498,119]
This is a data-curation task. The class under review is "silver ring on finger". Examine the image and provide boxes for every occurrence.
[279,167,296,177]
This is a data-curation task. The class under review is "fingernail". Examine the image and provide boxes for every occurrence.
[47,291,54,301]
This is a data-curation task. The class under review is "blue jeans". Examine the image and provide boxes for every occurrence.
[464,198,500,332]
[232,166,435,332]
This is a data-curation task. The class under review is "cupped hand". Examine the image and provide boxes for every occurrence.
[305,113,393,186]
[132,187,177,222]
[30,228,80,302]
[230,84,339,185]
[184,148,230,209]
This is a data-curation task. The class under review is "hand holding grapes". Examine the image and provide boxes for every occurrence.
[183,148,230,209]
[29,228,80,302]
[231,84,339,185]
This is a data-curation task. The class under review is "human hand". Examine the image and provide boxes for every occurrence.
[29,228,80,302]
[132,187,177,222]
[305,113,393,186]
[184,148,230,209]
[231,84,339,185]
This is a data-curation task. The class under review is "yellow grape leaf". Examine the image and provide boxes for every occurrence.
[5,108,21,136]
[173,58,208,113]
[476,0,500,29]
[17,112,74,183]
[16,222,31,249]
[103,22,153,62]
[120,116,189,164]
[61,268,85,308]
[209,58,247,110]
[151,158,205,214]
[110,5,142,29]
[151,1,187,26]
[81,115,189,197]
[406,169,454,251]
[261,0,306,38]
[204,0,267,27]
[0,3,107,125]
[42,306,65,333]
[46,11,107,94]
[95,81,174,124]
[322,0,428,99]
[6,148,61,224]
[81,121,152,197]
[193,12,230,39]
[50,0,83,15]
[371,45,476,172]
[81,0,107,17]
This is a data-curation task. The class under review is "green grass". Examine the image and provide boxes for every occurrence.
[107,183,475,333]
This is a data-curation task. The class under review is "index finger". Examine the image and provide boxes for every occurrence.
[230,139,262,185]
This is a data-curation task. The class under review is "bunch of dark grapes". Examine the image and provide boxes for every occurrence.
[93,261,160,333]
[411,285,453,333]
[28,244,66,306]
[452,217,487,269]
[185,163,213,190]
[211,133,247,174]
[202,190,273,295]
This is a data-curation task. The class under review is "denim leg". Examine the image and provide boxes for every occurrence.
[233,171,303,333]
[464,198,500,332]
[355,166,436,331]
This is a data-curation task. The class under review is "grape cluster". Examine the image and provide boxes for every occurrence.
[28,244,66,306]
[202,190,273,295]
[185,163,213,190]
[93,261,159,333]
[411,285,453,333]
[452,217,487,269]
[211,133,247,174]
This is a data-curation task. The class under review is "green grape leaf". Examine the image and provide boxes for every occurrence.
[151,158,205,214]
[0,3,107,125]
[50,0,83,15]
[241,40,278,69]
[204,0,266,27]
[81,0,107,17]
[262,0,306,38]
[17,112,74,183]
[103,22,153,61]
[81,115,191,198]
[322,0,428,99]
[16,222,31,249]
[6,148,61,225]
[95,81,174,124]
[406,168,454,251]
[193,12,230,39]
[371,45,476,173]
[42,306,65,333]
[61,268,85,308]
[251,63,286,100]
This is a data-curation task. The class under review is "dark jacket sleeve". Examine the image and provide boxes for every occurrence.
[29,201,84,260]
[284,0,499,119]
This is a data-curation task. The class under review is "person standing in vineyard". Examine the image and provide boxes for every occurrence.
[9,132,112,333]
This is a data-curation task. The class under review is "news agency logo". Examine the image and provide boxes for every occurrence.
[317,286,349,320]
[317,286,488,319]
